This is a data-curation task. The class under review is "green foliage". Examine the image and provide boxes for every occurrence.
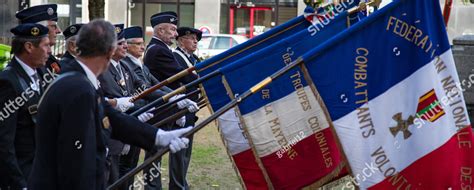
[0,44,11,71]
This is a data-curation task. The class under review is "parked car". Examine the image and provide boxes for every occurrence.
[197,34,248,59]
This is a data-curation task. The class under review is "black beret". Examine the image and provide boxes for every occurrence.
[11,23,49,38]
[150,11,178,27]
[114,24,125,40]
[16,4,58,24]
[63,23,84,39]
[124,26,143,39]
[176,27,202,41]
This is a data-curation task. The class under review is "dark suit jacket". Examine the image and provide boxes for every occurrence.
[173,47,199,101]
[98,60,146,155]
[122,55,172,100]
[59,51,75,69]
[122,55,180,127]
[45,54,61,74]
[28,60,158,190]
[173,47,200,68]
[0,57,43,189]
[172,48,200,126]
[144,38,197,89]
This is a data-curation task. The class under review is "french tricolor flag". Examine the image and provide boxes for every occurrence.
[300,0,474,189]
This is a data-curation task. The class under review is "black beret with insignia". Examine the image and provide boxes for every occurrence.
[150,11,178,27]
[114,24,125,40]
[63,23,84,39]
[10,23,49,38]
[176,27,202,41]
[124,26,143,39]
[16,4,58,24]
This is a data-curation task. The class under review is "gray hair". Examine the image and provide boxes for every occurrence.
[75,19,116,57]
[65,35,77,51]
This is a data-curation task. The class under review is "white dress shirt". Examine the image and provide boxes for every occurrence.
[77,60,99,90]
[15,57,40,92]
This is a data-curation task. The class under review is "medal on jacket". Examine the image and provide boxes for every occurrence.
[119,78,125,87]
[102,117,110,129]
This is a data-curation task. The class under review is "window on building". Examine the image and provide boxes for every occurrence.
[220,0,297,38]
[130,0,195,43]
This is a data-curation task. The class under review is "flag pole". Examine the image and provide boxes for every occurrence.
[129,0,351,104]
[443,0,453,26]
[107,57,305,190]
[298,63,354,187]
[348,0,381,14]
[148,88,201,115]
[130,67,196,102]
[151,99,207,128]
[130,69,221,117]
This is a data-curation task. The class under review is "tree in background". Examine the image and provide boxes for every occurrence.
[89,0,105,20]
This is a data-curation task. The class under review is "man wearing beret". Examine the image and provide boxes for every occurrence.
[16,4,62,74]
[98,24,153,186]
[28,19,192,190]
[120,26,170,189]
[60,23,84,67]
[144,12,201,190]
[174,27,202,68]
[0,23,51,189]
[144,11,198,90]
[171,26,203,190]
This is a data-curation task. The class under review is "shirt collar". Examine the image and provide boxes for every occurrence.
[15,56,36,77]
[126,53,142,68]
[110,59,119,67]
[76,60,99,90]
[178,47,191,57]
[153,36,173,50]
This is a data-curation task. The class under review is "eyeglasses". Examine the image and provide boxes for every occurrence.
[128,42,145,46]
[181,36,198,41]
[117,41,127,46]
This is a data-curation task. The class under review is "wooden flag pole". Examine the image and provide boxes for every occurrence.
[107,57,305,190]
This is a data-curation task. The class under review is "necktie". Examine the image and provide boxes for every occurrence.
[115,64,126,87]
[31,73,40,94]
[189,55,196,65]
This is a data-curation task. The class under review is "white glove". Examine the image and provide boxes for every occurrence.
[169,138,190,153]
[116,97,134,112]
[184,100,199,113]
[169,94,185,103]
[138,112,154,122]
[175,116,186,127]
[121,144,130,155]
[155,127,192,147]
[170,94,199,113]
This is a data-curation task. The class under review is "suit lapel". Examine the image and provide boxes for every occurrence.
[10,58,33,85]
[10,58,43,99]
[109,63,120,80]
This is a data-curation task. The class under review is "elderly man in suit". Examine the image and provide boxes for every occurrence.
[125,24,197,190]
[16,4,62,74]
[173,27,202,68]
[60,23,84,66]
[28,19,191,190]
[144,12,200,190]
[144,11,198,90]
[0,23,51,189]
[97,24,153,186]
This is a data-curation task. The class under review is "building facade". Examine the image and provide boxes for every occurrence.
[1,0,473,43]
